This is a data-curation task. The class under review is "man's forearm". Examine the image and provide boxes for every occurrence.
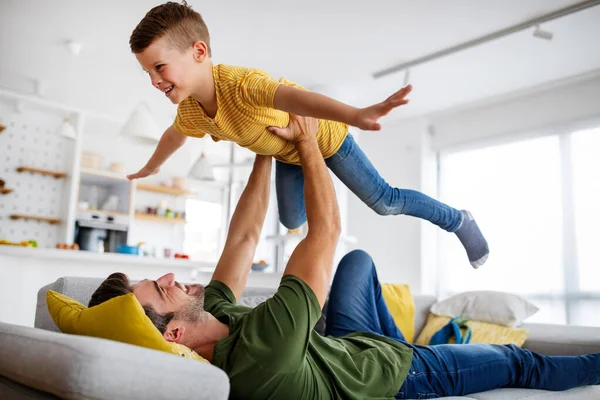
[274,85,358,128]
[226,155,272,243]
[279,122,341,307]
[144,127,187,170]
[211,155,272,299]
[296,137,341,238]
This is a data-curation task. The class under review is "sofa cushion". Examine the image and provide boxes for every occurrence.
[431,291,538,327]
[0,321,229,400]
[36,277,106,332]
[46,290,208,362]
[416,314,529,346]
[382,283,415,342]
[467,386,600,399]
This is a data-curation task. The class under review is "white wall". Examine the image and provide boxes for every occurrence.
[348,73,600,294]
[430,73,600,151]
[347,119,432,292]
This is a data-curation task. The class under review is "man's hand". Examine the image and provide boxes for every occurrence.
[354,85,412,131]
[126,166,160,180]
[267,114,319,144]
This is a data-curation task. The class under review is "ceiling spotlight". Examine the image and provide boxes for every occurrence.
[533,25,553,41]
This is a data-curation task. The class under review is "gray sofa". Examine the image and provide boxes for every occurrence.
[0,277,599,399]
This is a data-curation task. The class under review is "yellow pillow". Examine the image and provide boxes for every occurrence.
[381,283,415,343]
[415,313,529,347]
[46,290,208,363]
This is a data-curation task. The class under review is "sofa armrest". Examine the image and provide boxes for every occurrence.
[0,321,229,400]
[521,323,600,356]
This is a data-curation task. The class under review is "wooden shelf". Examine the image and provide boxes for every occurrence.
[134,212,186,224]
[77,208,130,217]
[16,166,67,179]
[80,167,128,182]
[0,188,13,195]
[10,214,61,225]
[136,183,194,196]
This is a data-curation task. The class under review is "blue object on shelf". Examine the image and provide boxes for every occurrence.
[251,263,269,272]
[117,245,140,255]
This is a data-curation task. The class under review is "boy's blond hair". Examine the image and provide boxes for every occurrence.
[130,1,211,56]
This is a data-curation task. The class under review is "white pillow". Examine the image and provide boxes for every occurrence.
[430,291,539,327]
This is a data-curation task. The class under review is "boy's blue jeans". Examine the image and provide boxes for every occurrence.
[276,133,463,232]
[326,250,600,399]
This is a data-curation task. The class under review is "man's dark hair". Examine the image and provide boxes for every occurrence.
[89,272,174,334]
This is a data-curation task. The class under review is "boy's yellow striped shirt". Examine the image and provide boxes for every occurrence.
[173,64,348,165]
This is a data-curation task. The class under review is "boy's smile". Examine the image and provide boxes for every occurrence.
[135,36,195,104]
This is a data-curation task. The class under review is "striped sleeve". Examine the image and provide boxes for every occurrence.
[173,100,206,138]
[239,69,282,109]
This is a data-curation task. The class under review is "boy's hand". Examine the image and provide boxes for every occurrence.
[355,85,412,131]
[126,166,160,180]
[267,114,319,144]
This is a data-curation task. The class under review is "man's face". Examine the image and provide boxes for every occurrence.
[131,273,205,323]
[135,36,196,105]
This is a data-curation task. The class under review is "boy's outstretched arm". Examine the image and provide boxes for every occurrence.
[273,84,412,131]
[127,125,187,180]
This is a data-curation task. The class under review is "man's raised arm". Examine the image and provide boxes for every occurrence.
[211,155,272,300]
[267,116,341,308]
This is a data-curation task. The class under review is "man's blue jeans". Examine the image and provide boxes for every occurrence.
[326,250,600,398]
[276,133,463,232]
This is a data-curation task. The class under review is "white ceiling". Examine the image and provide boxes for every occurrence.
[1,0,599,126]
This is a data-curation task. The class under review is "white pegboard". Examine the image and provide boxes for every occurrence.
[0,101,75,248]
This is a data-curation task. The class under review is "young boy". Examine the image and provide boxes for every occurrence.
[126,1,489,268]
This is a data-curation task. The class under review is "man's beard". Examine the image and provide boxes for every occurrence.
[176,285,206,324]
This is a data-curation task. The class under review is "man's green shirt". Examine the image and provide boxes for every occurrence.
[204,275,413,400]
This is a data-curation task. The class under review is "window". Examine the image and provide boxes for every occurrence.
[183,199,223,262]
[570,127,600,326]
[572,127,600,292]
[438,125,600,326]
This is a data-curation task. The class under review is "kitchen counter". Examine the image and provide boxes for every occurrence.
[0,246,282,327]
[0,245,215,271]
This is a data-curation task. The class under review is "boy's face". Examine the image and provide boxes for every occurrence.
[136,36,200,105]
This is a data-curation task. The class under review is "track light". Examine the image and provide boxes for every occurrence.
[533,25,553,41]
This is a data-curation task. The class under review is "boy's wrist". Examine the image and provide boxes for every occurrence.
[348,107,362,127]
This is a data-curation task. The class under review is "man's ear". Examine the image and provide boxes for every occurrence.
[191,40,208,62]
[163,321,186,343]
